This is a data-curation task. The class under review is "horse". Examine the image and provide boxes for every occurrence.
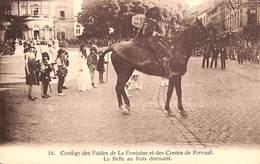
[100,18,208,117]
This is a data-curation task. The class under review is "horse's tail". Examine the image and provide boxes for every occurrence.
[99,47,113,60]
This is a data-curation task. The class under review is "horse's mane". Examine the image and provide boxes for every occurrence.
[171,24,194,51]
[170,24,192,43]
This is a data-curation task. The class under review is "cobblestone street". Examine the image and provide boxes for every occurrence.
[1,52,260,148]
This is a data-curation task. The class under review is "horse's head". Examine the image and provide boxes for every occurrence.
[167,18,209,76]
[190,18,209,44]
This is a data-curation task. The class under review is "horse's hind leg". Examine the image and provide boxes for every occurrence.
[115,72,133,106]
[115,72,133,114]
[115,83,123,108]
[111,53,134,114]
[117,72,133,107]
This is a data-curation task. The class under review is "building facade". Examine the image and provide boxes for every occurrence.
[197,9,211,26]
[194,0,260,40]
[2,0,78,41]
[224,0,249,32]
[207,2,227,35]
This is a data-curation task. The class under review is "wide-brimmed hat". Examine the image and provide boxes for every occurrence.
[145,7,162,21]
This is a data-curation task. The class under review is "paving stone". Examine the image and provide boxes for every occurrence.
[0,55,260,148]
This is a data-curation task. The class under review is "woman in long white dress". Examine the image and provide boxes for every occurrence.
[78,52,92,91]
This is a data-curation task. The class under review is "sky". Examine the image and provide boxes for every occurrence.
[73,0,208,13]
[185,0,206,7]
[74,0,83,15]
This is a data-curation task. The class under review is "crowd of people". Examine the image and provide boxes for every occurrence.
[198,39,260,69]
[78,44,105,91]
[23,40,106,101]
[201,43,228,69]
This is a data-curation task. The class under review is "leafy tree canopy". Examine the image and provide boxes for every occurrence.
[0,0,12,20]
[78,0,187,41]
[78,0,152,40]
[1,0,29,41]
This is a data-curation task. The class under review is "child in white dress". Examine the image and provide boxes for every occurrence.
[78,54,92,91]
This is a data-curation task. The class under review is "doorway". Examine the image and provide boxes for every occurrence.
[34,30,39,39]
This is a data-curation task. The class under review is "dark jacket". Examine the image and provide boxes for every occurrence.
[56,49,68,77]
[97,57,105,72]
[80,45,87,57]
[142,17,163,37]
[40,60,52,81]
[87,52,98,66]
[212,47,219,58]
[220,48,227,60]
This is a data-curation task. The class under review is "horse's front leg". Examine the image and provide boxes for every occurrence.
[174,76,188,117]
[165,78,175,117]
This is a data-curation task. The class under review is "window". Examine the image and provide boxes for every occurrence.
[76,25,81,34]
[30,4,39,16]
[60,11,65,18]
[20,5,27,16]
[57,32,60,40]
[34,30,40,39]
[61,32,65,39]
[33,8,39,15]
[76,28,81,34]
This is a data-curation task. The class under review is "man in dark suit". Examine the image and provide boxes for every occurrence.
[237,48,244,64]
[220,47,227,69]
[202,42,211,68]
[210,44,219,68]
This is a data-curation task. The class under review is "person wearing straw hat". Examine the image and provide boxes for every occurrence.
[24,42,40,100]
[56,44,68,96]
[87,44,98,88]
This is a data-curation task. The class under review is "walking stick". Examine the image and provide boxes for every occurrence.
[37,43,45,95]
[49,83,52,93]
[105,39,111,83]
[106,53,109,83]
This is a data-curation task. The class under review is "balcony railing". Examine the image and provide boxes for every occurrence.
[21,13,52,19]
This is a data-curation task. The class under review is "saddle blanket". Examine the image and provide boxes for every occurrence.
[112,40,159,67]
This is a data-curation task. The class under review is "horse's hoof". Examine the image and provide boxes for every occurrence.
[178,105,184,111]
[120,106,130,115]
[165,106,170,111]
[123,110,130,115]
[180,111,188,117]
[125,105,131,112]
[167,110,175,117]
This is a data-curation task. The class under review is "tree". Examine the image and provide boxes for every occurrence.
[0,0,12,19]
[5,16,28,40]
[1,0,28,41]
[78,0,149,41]
[78,0,186,41]
[78,0,120,40]
[118,2,134,39]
